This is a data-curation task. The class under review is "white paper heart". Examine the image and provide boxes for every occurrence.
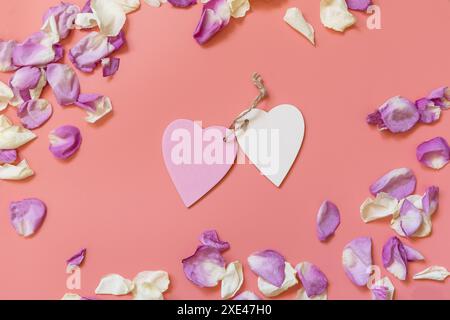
[235,104,305,187]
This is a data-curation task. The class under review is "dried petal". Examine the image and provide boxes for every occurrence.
[295,262,328,298]
[415,98,441,124]
[221,261,244,299]
[413,266,450,281]
[376,96,420,133]
[0,115,36,149]
[398,199,423,237]
[248,250,286,287]
[360,192,398,223]
[382,236,422,281]
[403,244,424,262]
[76,94,113,123]
[9,198,46,237]
[257,262,298,297]
[342,237,372,286]
[369,167,416,200]
[0,149,17,164]
[320,0,355,32]
[0,40,18,72]
[168,0,196,7]
[416,137,449,170]
[74,12,98,29]
[17,99,53,130]
[0,159,34,180]
[182,245,226,287]
[296,287,327,300]
[422,186,439,216]
[95,274,134,295]
[233,291,261,300]
[0,80,14,111]
[9,66,42,105]
[49,125,82,160]
[12,31,57,67]
[66,248,86,272]
[193,0,231,45]
[428,86,450,109]
[43,2,80,39]
[345,0,371,11]
[132,271,170,300]
[46,63,80,106]
[316,200,340,241]
[227,0,250,18]
[91,0,126,37]
[114,0,141,13]
[199,229,230,251]
[370,276,394,300]
[284,7,315,45]
[102,57,120,77]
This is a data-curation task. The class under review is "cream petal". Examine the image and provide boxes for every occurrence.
[0,81,14,111]
[227,0,250,18]
[360,192,399,223]
[221,261,244,299]
[61,293,83,300]
[85,96,113,123]
[320,0,355,32]
[283,7,315,45]
[114,0,141,13]
[295,287,327,300]
[0,159,34,180]
[257,262,298,297]
[91,0,126,37]
[132,271,170,300]
[0,115,36,149]
[95,274,134,295]
[413,266,450,281]
[75,13,98,29]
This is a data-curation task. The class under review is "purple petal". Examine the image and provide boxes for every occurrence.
[46,63,80,106]
[43,2,80,39]
[316,200,341,241]
[102,57,120,77]
[9,198,47,237]
[247,250,286,287]
[399,199,423,237]
[0,149,17,164]
[382,236,408,280]
[416,137,449,170]
[81,0,92,13]
[49,125,82,160]
[428,86,450,109]
[422,186,439,216]
[10,67,41,92]
[366,110,385,129]
[371,286,389,300]
[17,99,53,130]
[369,167,416,200]
[66,248,86,270]
[193,0,231,45]
[342,237,372,286]
[403,244,424,262]
[345,0,372,11]
[199,230,230,252]
[75,93,102,112]
[12,31,56,67]
[182,245,226,287]
[52,44,65,63]
[295,262,328,297]
[0,40,18,72]
[168,0,196,7]
[415,98,441,124]
[376,96,420,133]
[233,291,261,300]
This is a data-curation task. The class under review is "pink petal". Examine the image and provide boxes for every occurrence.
[342,237,372,286]
[17,99,53,130]
[0,149,17,164]
[399,199,423,237]
[9,198,47,237]
[0,40,18,72]
[316,200,341,241]
[415,98,441,124]
[295,262,328,297]
[43,2,80,39]
[247,250,286,287]
[46,63,80,106]
[102,57,120,77]
[168,0,196,7]
[182,245,225,287]
[67,248,86,270]
[422,186,439,216]
[193,0,230,45]
[49,125,82,159]
[12,31,56,67]
[199,230,230,252]
[369,167,416,200]
[416,137,449,170]
[346,0,372,11]
[382,236,422,280]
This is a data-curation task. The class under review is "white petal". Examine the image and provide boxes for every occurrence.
[320,0,355,32]
[283,7,315,45]
[132,270,170,300]
[360,192,399,223]
[258,262,298,297]
[144,0,163,7]
[0,115,36,149]
[413,266,450,281]
[221,261,244,299]
[295,287,327,300]
[0,159,34,180]
[85,96,113,123]
[227,0,250,18]
[41,15,60,45]
[95,274,134,295]
[91,0,126,37]
[61,293,83,300]
[0,81,14,111]
[75,13,98,29]
[114,0,141,13]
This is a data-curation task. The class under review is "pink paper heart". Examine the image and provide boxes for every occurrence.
[162,119,237,207]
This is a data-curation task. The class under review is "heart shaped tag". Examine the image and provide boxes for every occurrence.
[162,119,237,207]
[235,104,305,187]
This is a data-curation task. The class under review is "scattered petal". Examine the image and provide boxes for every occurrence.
[369,167,416,200]
[345,0,371,11]
[428,86,450,109]
[76,94,113,123]
[9,66,42,105]
[398,199,423,237]
[0,40,18,72]
[95,274,134,295]
[221,261,244,299]
[0,115,36,149]
[342,237,372,286]
[182,245,226,287]
[0,159,34,180]
[248,250,286,287]
[46,63,80,106]
[0,149,17,164]
[114,0,141,13]
[199,229,230,252]
[360,192,399,223]
[144,0,168,8]
[403,244,424,262]
[17,99,53,130]
[413,266,450,281]
[168,0,197,7]
[12,31,57,67]
[227,0,250,18]
[233,291,261,300]
[422,186,439,216]
[370,276,394,300]
[0,80,14,111]
[43,2,80,39]
[416,137,449,170]
[382,236,422,280]
[91,0,126,37]
[193,0,231,45]
[49,125,82,160]
[132,271,170,300]
[66,248,87,272]
[316,200,340,241]
[415,98,441,124]
[9,198,46,237]
[284,7,315,45]
[102,57,120,77]
[320,0,356,32]
[74,12,98,29]
[257,262,298,297]
[295,262,328,298]
[296,287,327,300]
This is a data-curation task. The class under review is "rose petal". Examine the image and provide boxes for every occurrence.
[0,115,36,149]
[114,0,141,13]
[74,12,98,29]
[316,200,340,241]
[296,287,327,300]
[227,0,250,18]
[369,167,416,200]
[66,248,86,272]
[46,63,81,106]
[233,291,261,300]
[182,245,226,287]
[91,0,126,37]
[12,31,57,67]
[342,237,372,286]
[415,98,441,124]
[0,159,34,180]
[102,57,120,77]
[168,0,196,7]
[17,99,53,130]
[0,80,14,111]
[370,276,394,300]
[9,66,42,105]
[248,250,286,287]
[403,244,424,262]
[95,274,134,295]
[413,266,450,281]
[9,198,46,237]
[132,271,170,300]
[76,94,113,123]
[257,262,298,297]
[360,192,399,223]
[295,262,328,298]
[0,149,17,164]
[199,229,230,252]
[345,0,371,11]
[377,96,420,133]
[422,186,439,216]
[416,137,449,170]
[43,2,80,40]
[320,0,356,32]
[382,236,422,281]
[193,0,231,45]
[391,212,432,238]
[49,125,82,160]
[284,7,315,45]
[0,40,18,72]
[398,199,423,237]
[221,261,244,299]
[428,86,450,109]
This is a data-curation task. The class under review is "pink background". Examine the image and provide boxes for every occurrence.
[1,0,449,299]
